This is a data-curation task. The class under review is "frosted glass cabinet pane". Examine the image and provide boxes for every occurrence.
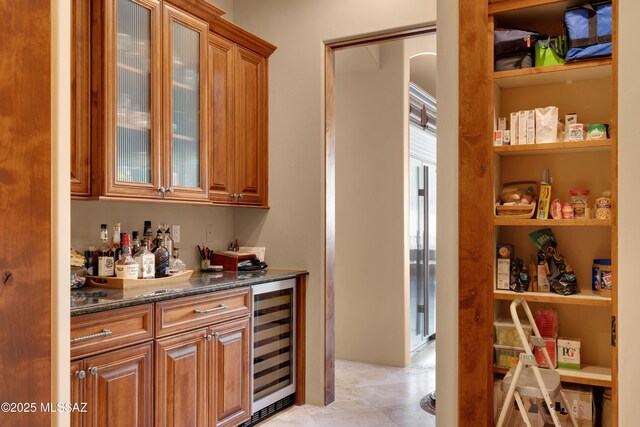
[116,0,152,184]
[171,22,200,188]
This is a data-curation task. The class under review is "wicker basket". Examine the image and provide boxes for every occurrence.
[495,181,538,219]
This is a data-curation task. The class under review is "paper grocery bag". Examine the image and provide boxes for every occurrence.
[535,106,559,143]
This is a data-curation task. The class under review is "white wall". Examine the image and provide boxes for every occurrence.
[232,0,436,406]
[70,201,234,270]
[334,40,409,367]
[617,0,640,423]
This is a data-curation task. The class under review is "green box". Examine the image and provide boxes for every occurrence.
[535,36,567,67]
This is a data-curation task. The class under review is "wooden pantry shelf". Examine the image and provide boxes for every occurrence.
[494,290,611,307]
[493,218,611,227]
[494,365,612,387]
[489,0,582,15]
[494,59,612,89]
[494,139,612,156]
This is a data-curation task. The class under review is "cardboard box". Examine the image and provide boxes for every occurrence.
[535,307,558,338]
[497,244,513,290]
[536,184,552,220]
[555,384,595,427]
[519,111,528,146]
[526,110,536,144]
[510,112,520,145]
[494,130,504,146]
[503,130,511,145]
[565,113,578,128]
[568,123,588,141]
[558,337,581,370]
[498,117,507,132]
[533,337,557,368]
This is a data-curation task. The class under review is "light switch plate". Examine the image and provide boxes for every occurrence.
[171,224,181,243]
[206,224,215,242]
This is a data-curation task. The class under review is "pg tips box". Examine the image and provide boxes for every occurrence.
[557,337,581,370]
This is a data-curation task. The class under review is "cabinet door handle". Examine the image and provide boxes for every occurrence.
[212,332,219,338]
[88,367,98,376]
[230,194,237,199]
[193,304,227,314]
[75,370,86,379]
[167,187,174,193]
[205,334,212,341]
[237,194,244,199]
[71,329,112,344]
[158,186,166,194]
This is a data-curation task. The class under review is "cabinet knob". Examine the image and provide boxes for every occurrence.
[237,194,244,199]
[213,332,219,338]
[75,370,86,379]
[167,187,174,193]
[88,367,98,376]
[158,186,166,194]
[205,334,212,341]
[230,194,237,199]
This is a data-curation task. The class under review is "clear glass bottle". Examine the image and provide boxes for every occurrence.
[164,224,174,256]
[169,248,186,273]
[111,223,122,251]
[92,224,115,277]
[115,233,139,279]
[134,238,155,279]
[153,237,170,278]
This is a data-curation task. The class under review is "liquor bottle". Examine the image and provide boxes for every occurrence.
[143,221,152,240]
[134,239,155,279]
[131,231,141,255]
[152,226,164,250]
[115,233,139,279]
[163,224,174,256]
[153,237,170,278]
[169,248,186,273]
[92,224,115,277]
[115,232,124,261]
[111,223,122,251]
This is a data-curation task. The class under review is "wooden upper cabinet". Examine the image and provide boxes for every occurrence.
[84,342,153,427]
[208,33,235,203]
[234,46,268,206]
[209,317,252,427]
[162,4,209,201]
[92,0,163,199]
[156,328,208,427]
[71,0,91,198]
[208,34,271,207]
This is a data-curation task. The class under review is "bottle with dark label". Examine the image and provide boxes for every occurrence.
[92,224,115,277]
[153,237,170,278]
[152,226,164,250]
[131,231,141,255]
[115,233,139,279]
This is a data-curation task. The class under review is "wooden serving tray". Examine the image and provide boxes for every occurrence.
[86,270,194,289]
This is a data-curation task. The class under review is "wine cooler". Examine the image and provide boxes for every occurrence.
[251,279,296,413]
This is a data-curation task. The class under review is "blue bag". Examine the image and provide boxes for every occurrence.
[565,1,612,61]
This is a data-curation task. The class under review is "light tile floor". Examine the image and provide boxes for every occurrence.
[259,340,436,427]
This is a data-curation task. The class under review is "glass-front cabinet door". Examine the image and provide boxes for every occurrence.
[106,0,162,198]
[162,5,209,201]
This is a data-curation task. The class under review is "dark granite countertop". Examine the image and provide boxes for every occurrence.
[70,268,308,316]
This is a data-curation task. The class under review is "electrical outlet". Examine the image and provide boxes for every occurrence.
[171,224,180,243]
[206,224,215,242]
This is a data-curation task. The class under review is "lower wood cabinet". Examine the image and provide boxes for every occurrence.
[210,317,251,427]
[156,317,251,427]
[156,327,209,427]
[71,342,153,427]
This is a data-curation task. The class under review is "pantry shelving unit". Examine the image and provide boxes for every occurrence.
[458,0,618,425]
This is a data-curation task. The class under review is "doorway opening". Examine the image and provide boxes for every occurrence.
[325,26,438,421]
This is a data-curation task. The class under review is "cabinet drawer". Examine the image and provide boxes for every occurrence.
[71,304,154,360]
[156,288,251,337]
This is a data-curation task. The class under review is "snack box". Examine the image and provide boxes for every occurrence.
[535,307,558,338]
[510,112,519,145]
[494,318,532,347]
[537,252,551,292]
[557,337,581,370]
[533,337,557,368]
[496,244,513,290]
[494,344,526,369]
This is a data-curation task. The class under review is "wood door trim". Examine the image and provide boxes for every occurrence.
[459,1,493,425]
[323,24,436,406]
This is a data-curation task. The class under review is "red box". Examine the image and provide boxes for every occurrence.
[535,307,558,338]
[534,337,557,368]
